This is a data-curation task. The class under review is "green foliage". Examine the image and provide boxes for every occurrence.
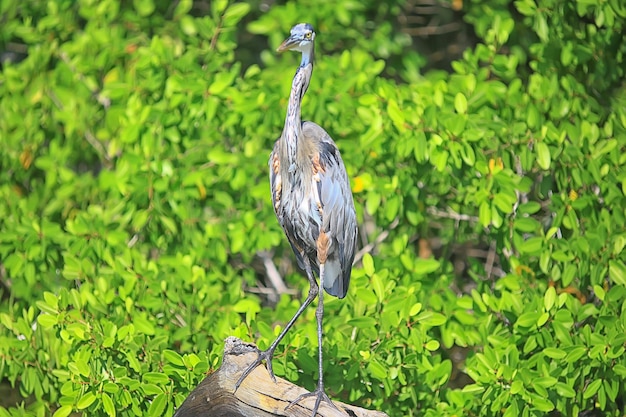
[1,0,625,416]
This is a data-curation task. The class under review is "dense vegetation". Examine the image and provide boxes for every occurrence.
[1,0,625,416]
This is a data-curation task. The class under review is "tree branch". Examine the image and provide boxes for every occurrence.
[173,337,389,417]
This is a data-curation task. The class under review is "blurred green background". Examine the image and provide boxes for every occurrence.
[1,0,626,416]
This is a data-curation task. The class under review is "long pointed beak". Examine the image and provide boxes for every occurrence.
[277,36,299,53]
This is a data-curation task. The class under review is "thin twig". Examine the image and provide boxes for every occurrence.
[484,240,497,281]
[353,217,400,265]
[84,130,107,162]
[257,250,289,295]
[403,22,462,37]
[427,206,478,223]
[246,286,298,296]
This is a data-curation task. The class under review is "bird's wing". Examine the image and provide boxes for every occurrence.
[303,122,357,297]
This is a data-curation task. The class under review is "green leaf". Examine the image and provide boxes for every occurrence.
[544,286,556,311]
[518,201,541,215]
[584,379,602,399]
[537,312,549,327]
[425,340,440,351]
[565,346,587,363]
[366,191,380,215]
[516,312,541,327]
[593,284,605,301]
[367,358,388,379]
[362,253,375,276]
[514,217,540,232]
[147,393,167,416]
[385,195,400,222]
[416,311,447,326]
[232,298,261,325]
[76,392,96,410]
[126,351,142,373]
[212,0,228,14]
[543,347,566,359]
[515,0,537,16]
[493,192,516,213]
[387,99,405,131]
[163,349,184,367]
[103,383,119,394]
[74,358,91,377]
[534,376,557,387]
[173,0,192,18]
[462,384,485,394]
[414,258,440,275]
[208,72,236,96]
[613,364,626,377]
[142,372,170,385]
[134,314,156,335]
[53,406,73,417]
[180,15,197,36]
[43,291,59,310]
[409,303,422,316]
[518,237,543,255]
[36,300,58,315]
[102,393,116,417]
[356,287,377,305]
[348,317,377,329]
[603,379,619,402]
[609,260,626,286]
[454,93,468,114]
[183,353,202,370]
[371,273,385,303]
[460,141,476,165]
[223,3,250,27]
[533,13,549,42]
[37,313,58,328]
[479,201,491,227]
[591,139,617,160]
[598,383,607,409]
[536,142,551,170]
[613,234,626,255]
[51,405,73,417]
[531,394,554,412]
[133,0,155,16]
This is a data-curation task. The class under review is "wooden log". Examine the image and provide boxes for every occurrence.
[173,336,389,417]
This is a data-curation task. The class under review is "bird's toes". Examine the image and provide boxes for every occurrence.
[263,356,277,383]
[234,348,277,391]
[286,388,343,416]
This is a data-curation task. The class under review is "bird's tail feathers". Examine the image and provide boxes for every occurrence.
[322,257,347,298]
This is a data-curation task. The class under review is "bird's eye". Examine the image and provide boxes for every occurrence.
[304,32,312,39]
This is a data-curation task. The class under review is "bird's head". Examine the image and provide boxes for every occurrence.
[277,23,315,54]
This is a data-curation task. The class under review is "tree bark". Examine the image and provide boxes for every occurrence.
[173,336,389,417]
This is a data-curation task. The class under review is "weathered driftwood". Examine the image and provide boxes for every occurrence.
[173,336,388,417]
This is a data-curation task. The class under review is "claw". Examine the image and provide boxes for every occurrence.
[286,386,342,417]
[234,347,277,392]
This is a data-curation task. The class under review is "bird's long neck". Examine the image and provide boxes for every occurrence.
[282,53,313,168]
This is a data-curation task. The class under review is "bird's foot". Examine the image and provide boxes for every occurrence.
[286,385,342,417]
[234,347,277,392]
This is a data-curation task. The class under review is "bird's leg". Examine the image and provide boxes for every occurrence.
[286,263,343,416]
[234,255,319,392]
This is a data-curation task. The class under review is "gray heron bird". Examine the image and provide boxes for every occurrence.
[234,23,358,416]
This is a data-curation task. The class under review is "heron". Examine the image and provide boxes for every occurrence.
[234,23,358,416]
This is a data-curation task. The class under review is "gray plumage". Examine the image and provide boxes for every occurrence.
[235,23,357,416]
